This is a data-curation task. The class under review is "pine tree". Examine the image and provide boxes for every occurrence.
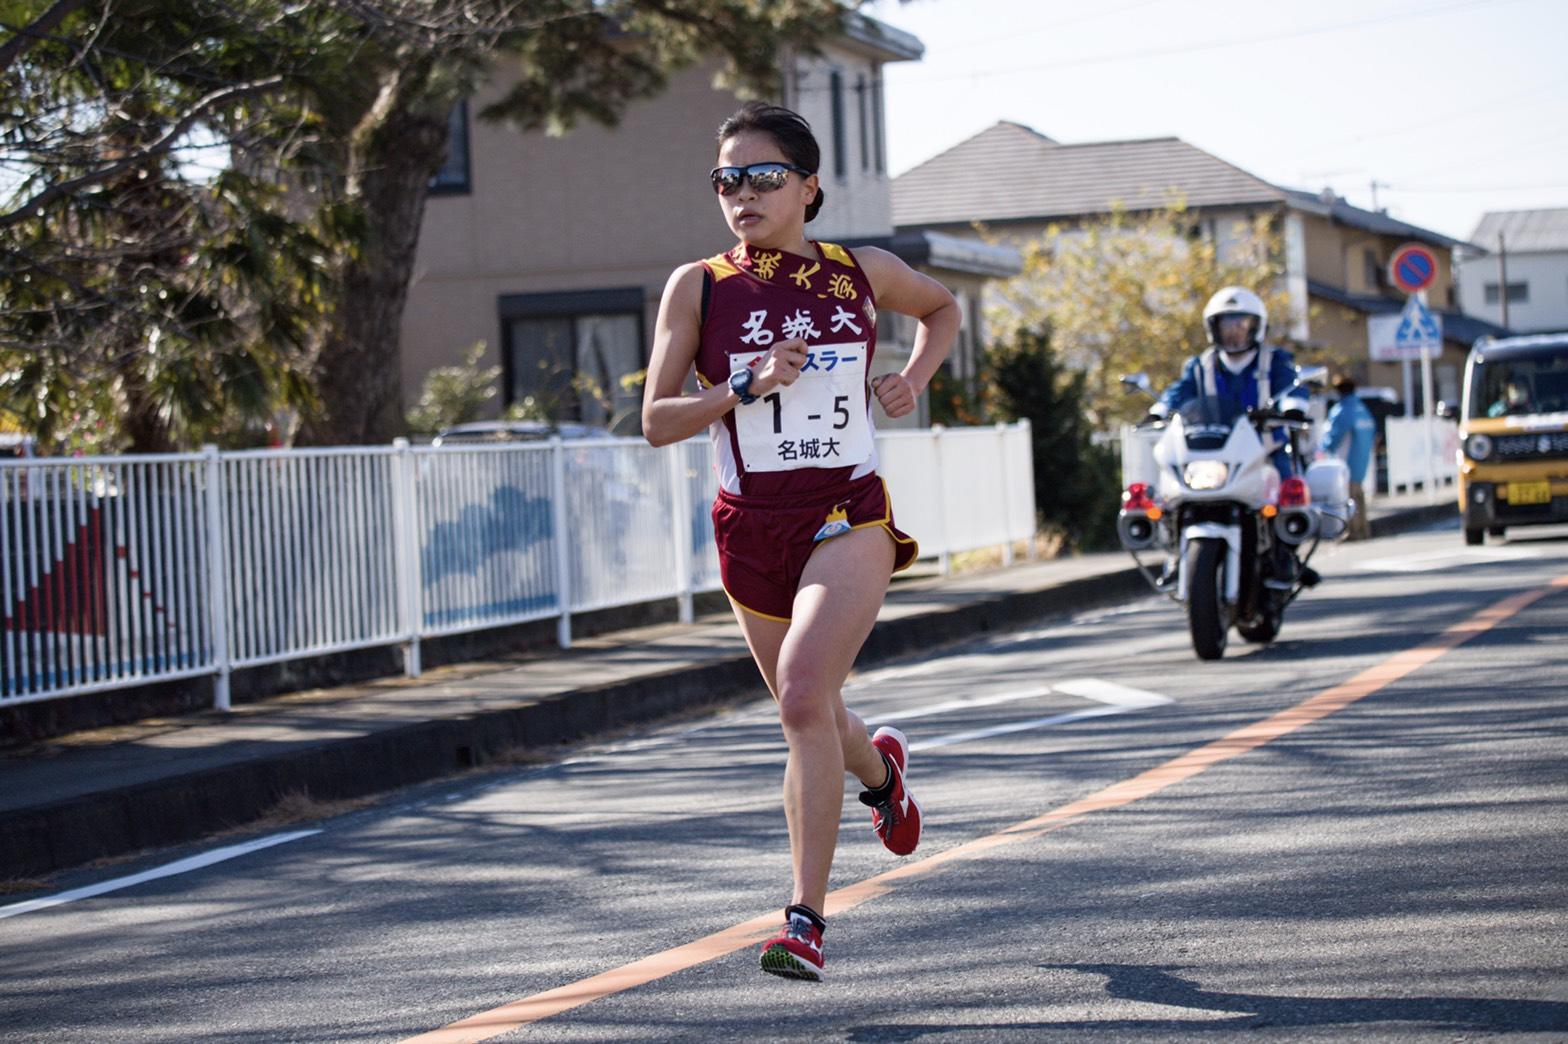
[985,324,1121,551]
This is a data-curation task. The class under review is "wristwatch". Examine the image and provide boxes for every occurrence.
[729,368,758,405]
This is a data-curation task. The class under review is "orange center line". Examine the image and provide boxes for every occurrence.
[403,575,1567,1043]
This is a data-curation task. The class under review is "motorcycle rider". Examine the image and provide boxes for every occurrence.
[1150,286,1307,475]
[1149,286,1316,585]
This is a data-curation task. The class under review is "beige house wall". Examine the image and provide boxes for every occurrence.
[402,60,745,406]
[401,40,928,430]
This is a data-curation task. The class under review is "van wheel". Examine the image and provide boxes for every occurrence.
[1464,527,1484,546]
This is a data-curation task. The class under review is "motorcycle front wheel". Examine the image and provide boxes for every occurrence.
[1185,537,1231,660]
[1237,595,1282,644]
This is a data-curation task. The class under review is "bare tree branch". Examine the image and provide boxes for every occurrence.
[0,0,89,75]
[0,74,283,228]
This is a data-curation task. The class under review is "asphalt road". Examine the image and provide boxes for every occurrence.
[3,521,1566,1042]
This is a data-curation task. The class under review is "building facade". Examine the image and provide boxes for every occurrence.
[400,14,1015,433]
[1458,209,1568,334]
[892,121,1507,412]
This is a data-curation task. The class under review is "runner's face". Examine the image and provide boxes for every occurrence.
[715,131,817,250]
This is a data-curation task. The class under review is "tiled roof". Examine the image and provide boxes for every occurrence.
[892,121,1284,229]
[1307,279,1511,345]
[1282,189,1468,250]
[1468,208,1568,253]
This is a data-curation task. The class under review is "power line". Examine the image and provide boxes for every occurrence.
[927,0,1169,56]
[869,0,1525,88]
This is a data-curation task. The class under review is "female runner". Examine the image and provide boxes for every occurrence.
[642,102,958,980]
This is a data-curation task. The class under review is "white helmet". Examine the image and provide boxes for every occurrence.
[1203,286,1267,352]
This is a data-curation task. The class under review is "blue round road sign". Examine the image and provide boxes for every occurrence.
[1389,243,1438,294]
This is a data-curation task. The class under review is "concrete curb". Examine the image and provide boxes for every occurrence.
[1,566,1147,880]
[1370,499,1456,538]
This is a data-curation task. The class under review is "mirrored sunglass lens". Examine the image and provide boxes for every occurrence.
[711,168,743,194]
[748,166,791,192]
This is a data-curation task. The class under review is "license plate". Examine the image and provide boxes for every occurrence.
[1506,480,1552,505]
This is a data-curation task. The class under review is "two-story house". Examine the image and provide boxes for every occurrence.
[892,120,1507,411]
[1457,209,1568,334]
[399,12,1017,433]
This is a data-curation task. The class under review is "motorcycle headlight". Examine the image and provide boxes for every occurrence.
[1183,460,1230,490]
[1464,433,1493,461]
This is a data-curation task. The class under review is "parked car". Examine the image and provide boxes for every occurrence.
[431,421,614,446]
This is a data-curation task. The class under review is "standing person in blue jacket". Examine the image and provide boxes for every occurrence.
[1150,286,1307,478]
[1320,375,1377,540]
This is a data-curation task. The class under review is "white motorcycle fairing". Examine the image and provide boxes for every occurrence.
[1154,406,1280,606]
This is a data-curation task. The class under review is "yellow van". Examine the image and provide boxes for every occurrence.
[1453,332,1568,545]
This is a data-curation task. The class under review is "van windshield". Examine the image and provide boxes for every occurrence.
[1470,352,1568,418]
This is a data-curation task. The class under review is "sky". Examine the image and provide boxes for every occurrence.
[861,0,1568,245]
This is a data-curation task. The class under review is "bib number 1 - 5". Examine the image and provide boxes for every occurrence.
[730,342,872,473]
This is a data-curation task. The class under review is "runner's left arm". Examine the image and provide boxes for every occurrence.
[856,246,959,420]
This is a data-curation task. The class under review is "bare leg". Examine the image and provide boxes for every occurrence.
[733,527,895,914]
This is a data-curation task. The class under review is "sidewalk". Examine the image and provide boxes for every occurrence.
[0,494,1455,881]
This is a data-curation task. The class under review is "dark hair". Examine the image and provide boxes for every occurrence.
[716,102,824,222]
[1334,375,1357,395]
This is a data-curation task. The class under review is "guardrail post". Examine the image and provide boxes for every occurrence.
[551,437,573,649]
[1017,419,1038,560]
[931,425,951,576]
[996,422,1015,567]
[391,438,422,677]
[201,445,231,711]
[668,445,694,625]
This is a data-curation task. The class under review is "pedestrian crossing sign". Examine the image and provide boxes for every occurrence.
[1391,295,1443,357]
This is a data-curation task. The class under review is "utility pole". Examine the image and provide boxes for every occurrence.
[1369,179,1389,212]
[1497,231,1510,329]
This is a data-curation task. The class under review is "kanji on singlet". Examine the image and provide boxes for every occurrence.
[693,241,918,619]
[696,241,881,498]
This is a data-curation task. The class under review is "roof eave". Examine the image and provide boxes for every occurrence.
[838,10,924,63]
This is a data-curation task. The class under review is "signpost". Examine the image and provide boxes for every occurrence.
[1383,243,1443,501]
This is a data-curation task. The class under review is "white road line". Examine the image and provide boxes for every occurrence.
[1356,546,1543,573]
[0,829,321,922]
[912,705,1129,750]
[1053,678,1173,709]
[908,678,1174,750]
[862,687,1055,726]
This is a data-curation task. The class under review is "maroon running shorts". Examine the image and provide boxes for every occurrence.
[712,473,919,621]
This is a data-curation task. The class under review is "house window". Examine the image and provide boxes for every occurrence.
[499,288,644,429]
[870,73,885,174]
[830,70,846,179]
[429,100,471,196]
[1483,282,1529,305]
[856,74,869,172]
[1363,248,1383,290]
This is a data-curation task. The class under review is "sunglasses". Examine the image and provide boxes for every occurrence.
[709,162,814,196]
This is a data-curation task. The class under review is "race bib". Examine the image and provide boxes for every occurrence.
[731,343,872,473]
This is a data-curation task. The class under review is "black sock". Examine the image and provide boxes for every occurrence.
[785,903,826,934]
[861,750,896,799]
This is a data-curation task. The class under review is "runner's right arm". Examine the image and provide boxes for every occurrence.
[642,263,807,447]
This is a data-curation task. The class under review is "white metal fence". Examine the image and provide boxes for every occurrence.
[1375,417,1459,497]
[0,423,1033,710]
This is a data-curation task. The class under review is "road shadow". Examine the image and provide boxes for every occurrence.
[844,962,1568,1038]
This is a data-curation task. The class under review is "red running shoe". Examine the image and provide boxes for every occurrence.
[759,910,825,980]
[860,726,922,856]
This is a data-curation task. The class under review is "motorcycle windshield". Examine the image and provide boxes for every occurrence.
[1176,395,1245,450]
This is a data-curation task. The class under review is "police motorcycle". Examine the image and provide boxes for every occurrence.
[1116,368,1352,660]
